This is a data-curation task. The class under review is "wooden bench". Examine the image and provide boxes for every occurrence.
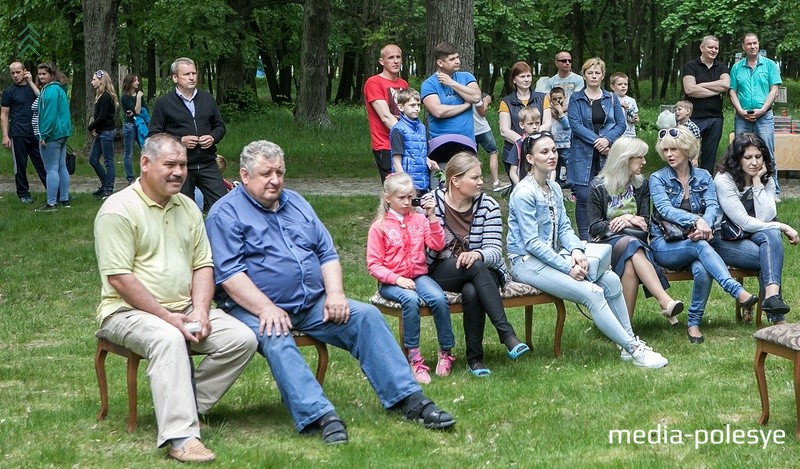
[662,268,764,327]
[371,281,567,358]
[95,330,328,432]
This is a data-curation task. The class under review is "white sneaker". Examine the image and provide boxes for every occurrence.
[630,342,668,369]
[492,180,511,192]
[620,337,648,361]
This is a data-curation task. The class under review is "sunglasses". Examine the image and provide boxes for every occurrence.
[557,59,572,63]
[523,131,554,155]
[658,128,680,139]
[94,70,105,79]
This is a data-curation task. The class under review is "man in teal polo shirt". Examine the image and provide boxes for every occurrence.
[729,32,782,190]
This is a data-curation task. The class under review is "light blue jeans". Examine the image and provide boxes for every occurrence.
[735,111,779,193]
[89,129,116,192]
[228,295,420,432]
[121,122,136,182]
[380,274,454,351]
[510,256,639,353]
[651,237,745,327]
[713,228,785,322]
[40,137,70,206]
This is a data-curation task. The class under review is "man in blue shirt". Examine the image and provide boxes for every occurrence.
[205,140,455,445]
[421,42,481,140]
[1,62,45,204]
[729,33,782,191]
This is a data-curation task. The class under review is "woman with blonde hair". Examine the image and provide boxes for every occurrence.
[567,57,626,240]
[588,137,682,324]
[649,126,758,343]
[88,70,118,198]
[428,152,529,376]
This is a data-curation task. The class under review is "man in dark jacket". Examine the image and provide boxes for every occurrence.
[149,57,226,210]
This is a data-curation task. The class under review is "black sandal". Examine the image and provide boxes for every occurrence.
[318,411,348,445]
[740,295,759,323]
[401,395,456,430]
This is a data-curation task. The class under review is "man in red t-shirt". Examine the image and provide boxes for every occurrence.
[364,44,409,182]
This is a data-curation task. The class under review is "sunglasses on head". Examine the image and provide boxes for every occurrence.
[94,70,105,79]
[557,59,572,63]
[523,131,553,154]
[658,128,680,139]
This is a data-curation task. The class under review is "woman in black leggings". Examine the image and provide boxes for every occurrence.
[427,152,529,377]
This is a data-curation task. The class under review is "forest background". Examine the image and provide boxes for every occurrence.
[1,0,800,135]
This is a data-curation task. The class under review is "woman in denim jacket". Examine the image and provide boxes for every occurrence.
[649,127,758,343]
[567,57,626,240]
[508,132,668,369]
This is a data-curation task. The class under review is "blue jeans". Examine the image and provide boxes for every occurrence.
[713,229,785,322]
[380,275,454,350]
[735,111,779,193]
[40,137,70,206]
[228,295,420,432]
[573,183,590,240]
[651,237,745,327]
[510,256,639,354]
[89,129,116,192]
[121,122,136,182]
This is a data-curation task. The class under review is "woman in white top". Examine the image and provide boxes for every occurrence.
[713,132,799,324]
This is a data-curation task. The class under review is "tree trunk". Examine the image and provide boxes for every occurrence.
[83,0,119,151]
[334,50,357,103]
[146,40,157,102]
[66,4,85,124]
[424,0,475,74]
[295,0,331,127]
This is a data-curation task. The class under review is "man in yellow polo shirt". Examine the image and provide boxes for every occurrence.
[94,133,256,463]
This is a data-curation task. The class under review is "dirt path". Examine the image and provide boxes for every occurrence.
[3,175,800,198]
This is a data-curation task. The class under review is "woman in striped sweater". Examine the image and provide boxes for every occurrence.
[427,152,529,377]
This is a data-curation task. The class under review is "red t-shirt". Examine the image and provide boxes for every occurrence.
[364,74,409,151]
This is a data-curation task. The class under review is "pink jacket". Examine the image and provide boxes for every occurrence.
[366,212,445,285]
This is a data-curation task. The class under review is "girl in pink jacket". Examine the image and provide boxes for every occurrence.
[367,173,454,384]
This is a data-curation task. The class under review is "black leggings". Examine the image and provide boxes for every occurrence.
[429,258,517,364]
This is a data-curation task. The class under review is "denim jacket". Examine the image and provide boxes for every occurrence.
[567,89,626,186]
[507,177,584,274]
[648,165,720,238]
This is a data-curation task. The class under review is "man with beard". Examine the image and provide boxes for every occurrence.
[682,35,730,174]
[93,133,256,462]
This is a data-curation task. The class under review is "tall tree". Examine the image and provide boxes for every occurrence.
[295,0,332,127]
[83,0,119,146]
[424,0,474,74]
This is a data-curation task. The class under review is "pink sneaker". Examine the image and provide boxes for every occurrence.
[435,350,455,377]
[408,350,431,384]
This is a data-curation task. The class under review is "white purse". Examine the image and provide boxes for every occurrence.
[583,242,612,282]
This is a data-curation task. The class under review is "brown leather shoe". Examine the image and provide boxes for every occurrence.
[168,438,216,463]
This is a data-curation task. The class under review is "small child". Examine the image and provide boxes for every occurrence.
[215,154,238,191]
[550,87,571,187]
[390,89,438,193]
[366,173,455,383]
[473,93,509,192]
[610,72,639,137]
[675,100,701,140]
[506,106,541,186]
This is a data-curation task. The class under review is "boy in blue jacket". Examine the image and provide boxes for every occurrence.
[390,89,437,193]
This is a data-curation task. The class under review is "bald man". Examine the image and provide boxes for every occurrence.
[364,44,409,182]
[1,62,45,204]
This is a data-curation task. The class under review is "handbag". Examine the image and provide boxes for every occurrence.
[66,144,76,175]
[599,227,648,244]
[561,242,612,282]
[720,188,755,241]
[653,199,704,241]
[583,242,612,282]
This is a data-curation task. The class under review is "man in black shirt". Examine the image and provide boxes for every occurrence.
[1,62,45,203]
[681,35,730,174]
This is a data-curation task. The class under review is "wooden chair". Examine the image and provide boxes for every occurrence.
[753,324,800,438]
[95,330,328,432]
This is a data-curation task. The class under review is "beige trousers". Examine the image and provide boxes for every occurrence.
[100,307,257,447]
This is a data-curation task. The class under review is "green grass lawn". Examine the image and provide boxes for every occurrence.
[2,188,800,466]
